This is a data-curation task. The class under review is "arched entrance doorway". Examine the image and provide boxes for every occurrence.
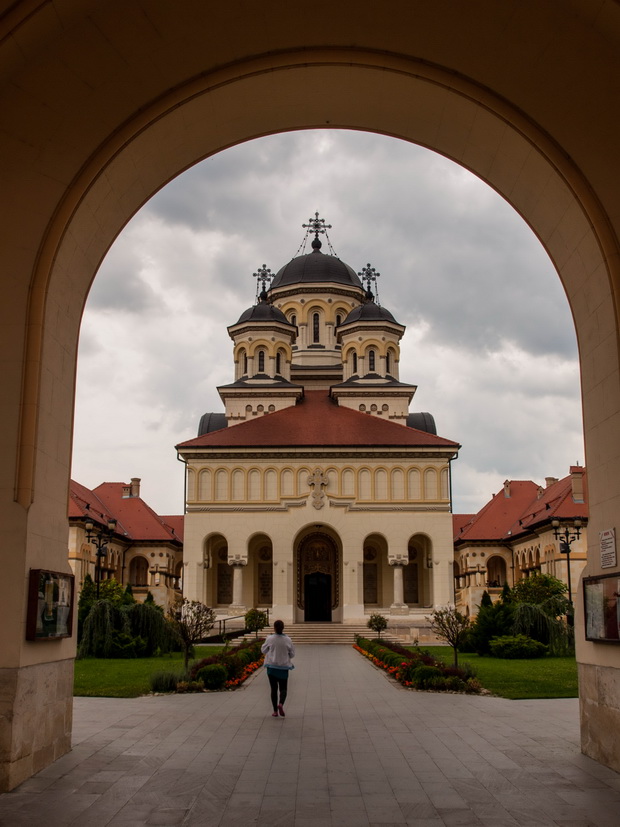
[297,533,339,622]
[3,1,620,788]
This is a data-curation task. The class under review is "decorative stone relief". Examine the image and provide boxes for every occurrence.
[307,467,328,509]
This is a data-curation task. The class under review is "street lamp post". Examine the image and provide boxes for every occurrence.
[551,518,582,606]
[85,518,117,598]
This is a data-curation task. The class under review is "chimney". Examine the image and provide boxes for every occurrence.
[545,476,559,488]
[130,477,141,498]
[503,480,511,498]
[570,465,585,503]
[122,485,131,498]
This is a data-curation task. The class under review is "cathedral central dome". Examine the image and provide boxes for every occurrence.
[270,237,363,290]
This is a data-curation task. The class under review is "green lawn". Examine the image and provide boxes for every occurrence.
[422,646,578,700]
[73,646,223,698]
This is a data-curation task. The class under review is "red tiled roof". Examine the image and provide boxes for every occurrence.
[455,481,541,543]
[177,391,459,450]
[452,513,475,540]
[93,483,182,544]
[69,480,114,526]
[69,480,183,545]
[455,470,588,545]
[508,471,588,537]
[161,515,184,542]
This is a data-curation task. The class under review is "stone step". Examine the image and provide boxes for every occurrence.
[235,623,407,646]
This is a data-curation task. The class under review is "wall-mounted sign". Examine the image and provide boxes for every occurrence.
[600,529,617,569]
[583,572,620,643]
[26,569,74,640]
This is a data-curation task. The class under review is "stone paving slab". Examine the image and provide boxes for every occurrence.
[0,645,619,826]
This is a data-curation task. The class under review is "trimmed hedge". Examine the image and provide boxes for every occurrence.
[489,635,549,659]
[197,663,228,690]
[354,636,481,694]
[190,638,264,690]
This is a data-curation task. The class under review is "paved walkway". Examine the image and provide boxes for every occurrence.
[1,646,620,826]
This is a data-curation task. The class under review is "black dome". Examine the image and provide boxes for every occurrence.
[341,299,400,325]
[235,297,293,326]
[270,240,363,290]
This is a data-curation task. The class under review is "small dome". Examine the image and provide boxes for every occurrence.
[235,294,293,326]
[270,239,363,290]
[341,299,400,326]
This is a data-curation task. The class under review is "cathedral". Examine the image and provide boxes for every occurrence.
[176,215,460,626]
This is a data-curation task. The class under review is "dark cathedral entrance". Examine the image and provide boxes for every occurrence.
[297,533,339,622]
[304,572,332,621]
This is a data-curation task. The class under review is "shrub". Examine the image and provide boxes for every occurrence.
[176,680,205,693]
[197,663,228,690]
[411,665,444,689]
[223,655,243,680]
[150,670,182,693]
[367,613,388,638]
[245,608,269,638]
[489,634,549,659]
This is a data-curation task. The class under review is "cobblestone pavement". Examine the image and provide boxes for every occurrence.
[1,645,619,826]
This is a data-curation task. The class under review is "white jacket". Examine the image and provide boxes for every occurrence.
[261,633,295,669]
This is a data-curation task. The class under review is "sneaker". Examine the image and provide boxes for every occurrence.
[271,711,278,717]
[278,704,285,717]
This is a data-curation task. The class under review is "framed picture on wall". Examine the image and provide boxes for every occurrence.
[26,569,74,640]
[583,572,620,643]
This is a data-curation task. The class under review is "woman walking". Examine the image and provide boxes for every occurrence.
[261,619,295,717]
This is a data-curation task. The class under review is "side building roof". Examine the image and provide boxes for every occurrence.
[69,479,183,545]
[454,468,588,545]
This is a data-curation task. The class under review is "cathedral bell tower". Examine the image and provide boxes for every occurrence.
[331,264,417,424]
[217,265,302,426]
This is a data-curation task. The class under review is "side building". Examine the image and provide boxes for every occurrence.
[69,476,183,610]
[454,466,588,615]
[177,216,460,629]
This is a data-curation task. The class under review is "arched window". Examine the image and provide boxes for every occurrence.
[336,313,342,326]
[368,349,375,372]
[276,351,282,374]
[313,312,320,343]
[385,352,391,374]
[290,313,296,327]
[352,352,358,373]
[258,350,265,373]
[243,352,248,374]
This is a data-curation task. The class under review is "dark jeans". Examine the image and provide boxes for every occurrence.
[268,674,288,710]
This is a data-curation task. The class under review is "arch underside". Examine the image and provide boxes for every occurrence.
[3,0,620,787]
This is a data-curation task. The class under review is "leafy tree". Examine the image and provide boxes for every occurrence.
[168,598,216,668]
[469,590,514,655]
[511,574,572,654]
[245,608,269,638]
[98,578,128,605]
[512,573,568,607]
[77,574,96,641]
[479,590,493,609]
[122,584,135,605]
[78,599,131,658]
[125,601,178,656]
[367,613,388,639]
[427,606,470,667]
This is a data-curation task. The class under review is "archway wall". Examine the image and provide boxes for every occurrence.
[2,0,620,787]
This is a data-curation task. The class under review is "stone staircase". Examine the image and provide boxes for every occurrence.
[236,623,406,646]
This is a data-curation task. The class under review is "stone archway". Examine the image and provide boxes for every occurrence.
[297,533,340,622]
[2,0,620,788]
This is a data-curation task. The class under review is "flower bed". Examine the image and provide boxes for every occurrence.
[354,637,482,693]
[189,638,265,691]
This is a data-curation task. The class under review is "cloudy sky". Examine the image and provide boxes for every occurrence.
[72,129,584,516]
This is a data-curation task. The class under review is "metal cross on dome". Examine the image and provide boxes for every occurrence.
[302,212,332,237]
[358,263,381,301]
[253,263,273,298]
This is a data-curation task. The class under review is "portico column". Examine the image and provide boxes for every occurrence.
[389,556,409,616]
[228,560,247,615]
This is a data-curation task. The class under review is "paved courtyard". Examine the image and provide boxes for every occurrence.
[1,645,619,826]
